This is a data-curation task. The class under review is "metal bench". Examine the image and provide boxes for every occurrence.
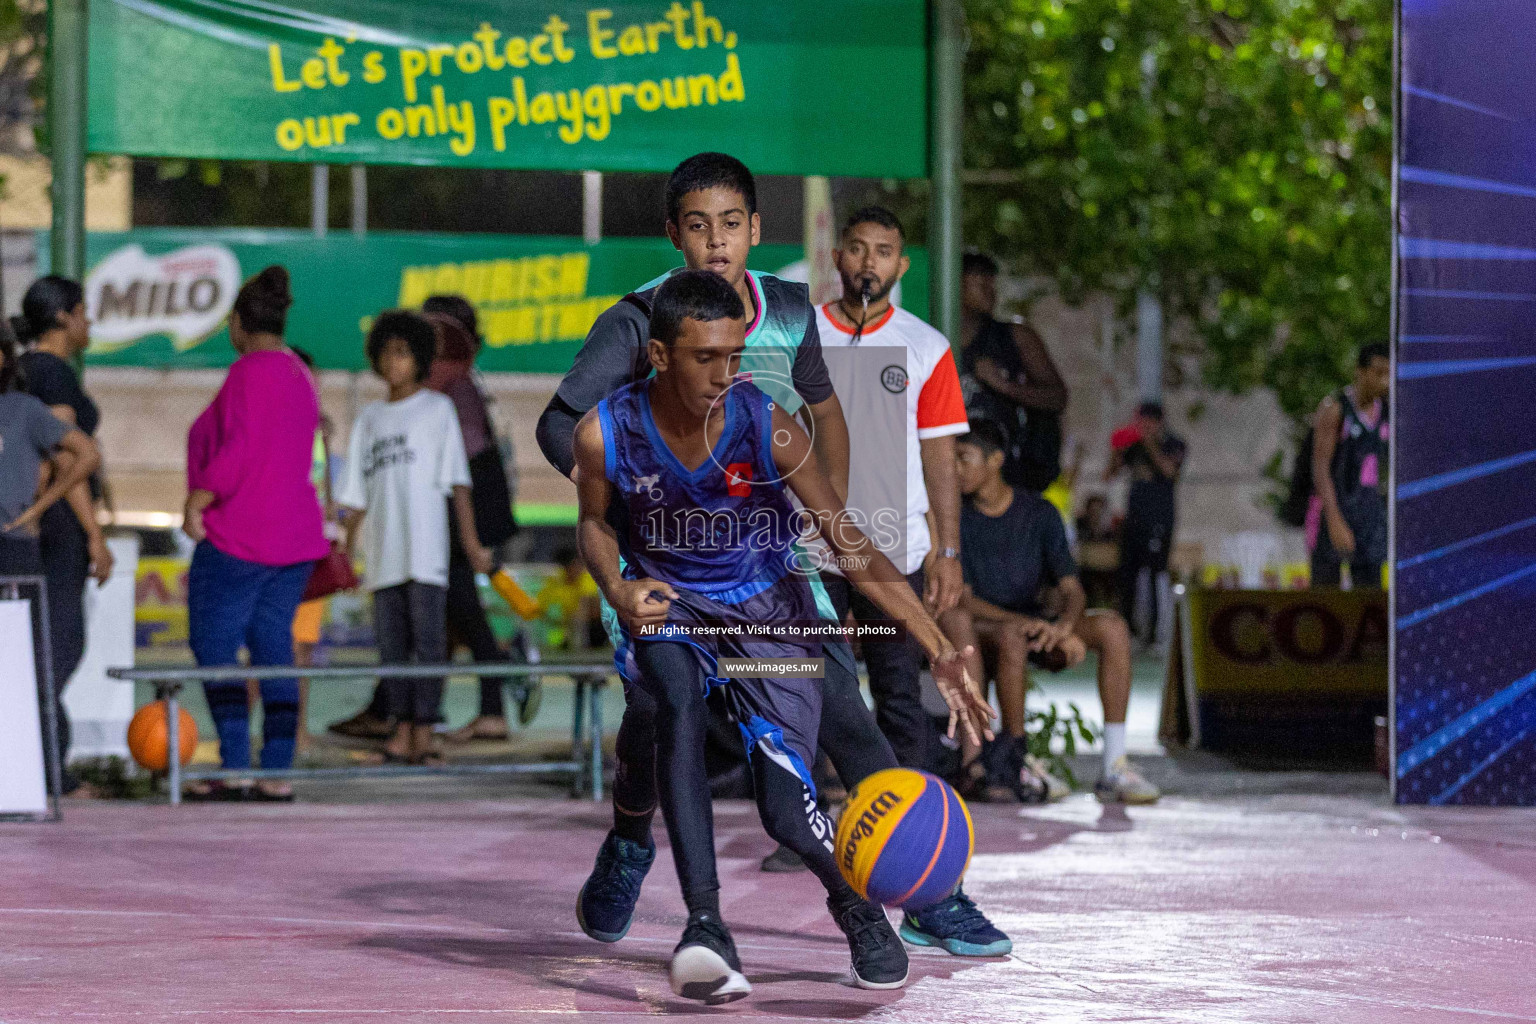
[106,663,615,806]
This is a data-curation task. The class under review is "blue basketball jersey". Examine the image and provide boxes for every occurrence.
[598,377,801,602]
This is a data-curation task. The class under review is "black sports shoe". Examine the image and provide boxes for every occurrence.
[669,912,751,1004]
[829,894,909,990]
[576,832,654,943]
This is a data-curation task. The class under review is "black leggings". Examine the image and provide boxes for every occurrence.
[614,637,897,814]
[618,642,853,902]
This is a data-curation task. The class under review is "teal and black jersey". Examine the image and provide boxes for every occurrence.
[541,267,842,632]
[543,269,833,479]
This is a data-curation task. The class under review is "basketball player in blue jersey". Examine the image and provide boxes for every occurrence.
[573,270,995,1002]
[540,153,1013,963]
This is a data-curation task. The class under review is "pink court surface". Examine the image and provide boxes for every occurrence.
[4,795,1534,1023]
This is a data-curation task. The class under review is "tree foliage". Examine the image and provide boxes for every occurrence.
[0,0,45,156]
[963,0,1391,420]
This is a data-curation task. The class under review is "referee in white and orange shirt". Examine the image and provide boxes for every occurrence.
[810,206,970,773]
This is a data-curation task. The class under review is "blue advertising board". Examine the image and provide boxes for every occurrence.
[1395,0,1536,804]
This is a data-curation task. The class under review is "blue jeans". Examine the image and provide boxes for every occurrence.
[188,541,313,771]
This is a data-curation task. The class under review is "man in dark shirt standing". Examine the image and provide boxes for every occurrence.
[954,421,1159,804]
[957,252,1068,493]
[1107,402,1187,648]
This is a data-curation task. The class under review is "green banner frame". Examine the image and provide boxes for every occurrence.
[87,0,928,177]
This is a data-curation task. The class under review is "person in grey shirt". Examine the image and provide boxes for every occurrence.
[0,331,101,574]
[0,327,103,795]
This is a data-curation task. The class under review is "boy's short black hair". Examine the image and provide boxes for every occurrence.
[1358,341,1389,368]
[1137,401,1165,421]
[844,205,904,242]
[958,419,1010,459]
[962,251,1000,278]
[365,309,436,382]
[553,543,580,567]
[650,270,746,347]
[665,152,756,224]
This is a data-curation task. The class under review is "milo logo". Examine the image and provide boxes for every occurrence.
[86,243,241,354]
[839,788,903,873]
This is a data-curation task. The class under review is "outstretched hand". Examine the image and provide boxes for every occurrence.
[931,645,995,748]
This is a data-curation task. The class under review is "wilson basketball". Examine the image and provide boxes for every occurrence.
[834,768,974,911]
[127,700,198,772]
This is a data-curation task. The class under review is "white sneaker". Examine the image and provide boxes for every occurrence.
[1023,754,1072,802]
[670,914,751,1005]
[1094,756,1161,804]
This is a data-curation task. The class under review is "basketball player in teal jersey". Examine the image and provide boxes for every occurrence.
[537,153,1013,960]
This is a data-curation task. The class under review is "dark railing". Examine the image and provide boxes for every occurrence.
[107,663,615,805]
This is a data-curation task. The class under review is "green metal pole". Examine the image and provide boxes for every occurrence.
[929,0,964,344]
[49,0,89,280]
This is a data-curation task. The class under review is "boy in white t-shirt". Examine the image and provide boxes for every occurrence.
[337,310,493,765]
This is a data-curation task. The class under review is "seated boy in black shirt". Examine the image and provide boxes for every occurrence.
[947,421,1159,805]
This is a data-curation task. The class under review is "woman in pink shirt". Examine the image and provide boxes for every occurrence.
[183,266,327,800]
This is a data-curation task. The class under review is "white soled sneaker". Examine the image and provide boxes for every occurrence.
[1094,756,1161,805]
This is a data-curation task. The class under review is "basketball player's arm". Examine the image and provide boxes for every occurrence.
[572,411,677,630]
[770,405,993,745]
[538,303,649,482]
[1311,397,1354,554]
[802,395,850,505]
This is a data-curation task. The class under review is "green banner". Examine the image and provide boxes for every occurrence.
[53,228,928,372]
[87,0,927,177]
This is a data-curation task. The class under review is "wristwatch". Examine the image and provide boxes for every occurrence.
[937,547,960,560]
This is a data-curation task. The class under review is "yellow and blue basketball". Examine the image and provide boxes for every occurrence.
[834,768,974,911]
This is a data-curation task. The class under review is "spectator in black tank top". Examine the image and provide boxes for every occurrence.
[958,252,1068,493]
[1310,342,1390,589]
[14,276,116,796]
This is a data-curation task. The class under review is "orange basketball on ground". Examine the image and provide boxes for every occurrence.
[127,701,198,771]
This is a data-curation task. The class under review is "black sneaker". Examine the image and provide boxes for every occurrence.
[759,844,808,873]
[828,894,909,990]
[576,832,654,943]
[669,912,751,1004]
